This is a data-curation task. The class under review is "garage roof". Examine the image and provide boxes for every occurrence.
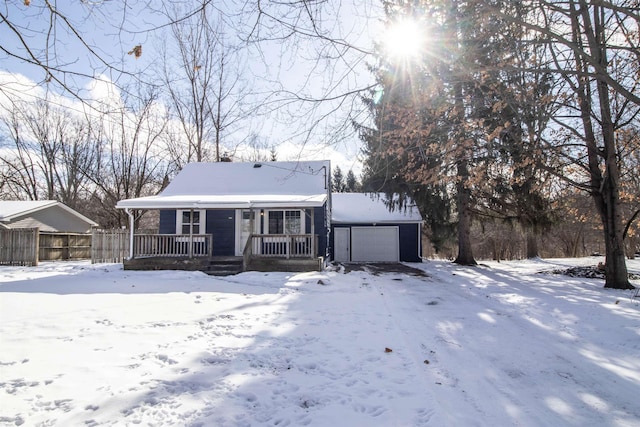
[331,193,422,224]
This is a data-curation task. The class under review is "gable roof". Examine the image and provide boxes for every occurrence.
[0,200,98,232]
[331,193,422,224]
[0,200,59,221]
[116,160,331,210]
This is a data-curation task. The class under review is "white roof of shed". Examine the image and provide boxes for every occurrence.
[0,200,59,221]
[116,161,331,210]
[331,193,422,224]
[0,200,98,231]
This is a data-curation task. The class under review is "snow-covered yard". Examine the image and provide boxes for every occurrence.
[1,258,639,426]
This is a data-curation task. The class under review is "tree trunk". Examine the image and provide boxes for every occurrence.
[526,232,539,259]
[454,159,477,265]
[578,2,632,289]
[450,1,476,267]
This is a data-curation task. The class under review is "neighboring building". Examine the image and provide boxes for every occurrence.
[116,161,331,273]
[0,200,97,233]
[0,200,98,262]
[331,193,422,263]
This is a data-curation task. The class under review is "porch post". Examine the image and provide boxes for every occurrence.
[189,208,194,258]
[310,208,315,258]
[249,205,255,256]
[125,208,135,260]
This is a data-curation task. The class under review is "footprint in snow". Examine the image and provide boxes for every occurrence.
[352,403,387,417]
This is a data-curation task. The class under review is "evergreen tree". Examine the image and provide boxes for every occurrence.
[345,169,359,192]
[361,0,529,264]
[332,166,346,192]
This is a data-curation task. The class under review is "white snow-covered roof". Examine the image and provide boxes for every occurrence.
[0,200,58,221]
[331,193,422,223]
[0,200,97,225]
[117,161,331,210]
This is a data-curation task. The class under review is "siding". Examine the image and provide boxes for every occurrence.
[9,205,94,233]
[313,205,328,258]
[398,223,421,262]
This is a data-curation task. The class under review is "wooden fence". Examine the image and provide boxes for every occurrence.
[91,229,128,263]
[1,228,129,266]
[39,232,92,261]
[0,228,39,266]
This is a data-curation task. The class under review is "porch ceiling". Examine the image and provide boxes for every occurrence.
[116,194,327,210]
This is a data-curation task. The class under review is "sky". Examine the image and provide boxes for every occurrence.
[1,257,639,426]
[0,1,385,176]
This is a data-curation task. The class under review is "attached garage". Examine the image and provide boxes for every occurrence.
[331,193,422,263]
[351,226,399,262]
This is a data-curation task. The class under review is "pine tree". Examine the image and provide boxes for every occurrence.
[345,170,359,192]
[332,166,346,192]
[360,0,554,264]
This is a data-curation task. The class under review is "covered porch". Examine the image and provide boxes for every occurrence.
[117,202,328,274]
[115,160,331,274]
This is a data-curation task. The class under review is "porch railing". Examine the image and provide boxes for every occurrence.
[246,234,317,259]
[133,234,212,258]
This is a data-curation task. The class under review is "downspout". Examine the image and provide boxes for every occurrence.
[125,208,135,260]
[418,222,423,260]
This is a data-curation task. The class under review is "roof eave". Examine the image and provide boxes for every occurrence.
[331,220,423,224]
[116,198,328,210]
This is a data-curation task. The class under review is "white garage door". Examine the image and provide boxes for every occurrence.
[351,226,399,262]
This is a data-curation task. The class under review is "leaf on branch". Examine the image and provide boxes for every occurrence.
[128,45,142,59]
[194,65,202,71]
[24,0,30,5]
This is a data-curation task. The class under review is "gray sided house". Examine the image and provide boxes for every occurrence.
[331,193,422,263]
[0,200,98,262]
[116,160,331,274]
[0,200,97,233]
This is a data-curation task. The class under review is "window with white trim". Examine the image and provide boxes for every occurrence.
[177,210,205,234]
[267,210,303,234]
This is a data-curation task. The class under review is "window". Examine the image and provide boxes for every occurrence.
[268,211,284,234]
[241,210,255,234]
[179,210,204,234]
[285,211,301,234]
[267,210,303,235]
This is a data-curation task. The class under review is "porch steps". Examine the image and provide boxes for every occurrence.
[204,257,243,276]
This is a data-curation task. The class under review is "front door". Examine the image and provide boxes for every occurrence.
[235,209,258,256]
[334,227,351,262]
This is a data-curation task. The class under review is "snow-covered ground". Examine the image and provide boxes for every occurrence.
[1,257,638,427]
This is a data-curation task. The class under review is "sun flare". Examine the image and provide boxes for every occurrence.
[383,19,425,59]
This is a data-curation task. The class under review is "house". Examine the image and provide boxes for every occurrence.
[0,200,98,262]
[330,193,422,263]
[0,200,98,233]
[116,161,331,273]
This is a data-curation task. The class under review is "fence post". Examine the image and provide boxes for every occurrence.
[33,228,39,266]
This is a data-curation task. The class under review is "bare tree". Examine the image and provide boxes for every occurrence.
[0,1,159,102]
[162,1,249,164]
[84,86,170,227]
[517,0,639,288]
[0,97,96,210]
